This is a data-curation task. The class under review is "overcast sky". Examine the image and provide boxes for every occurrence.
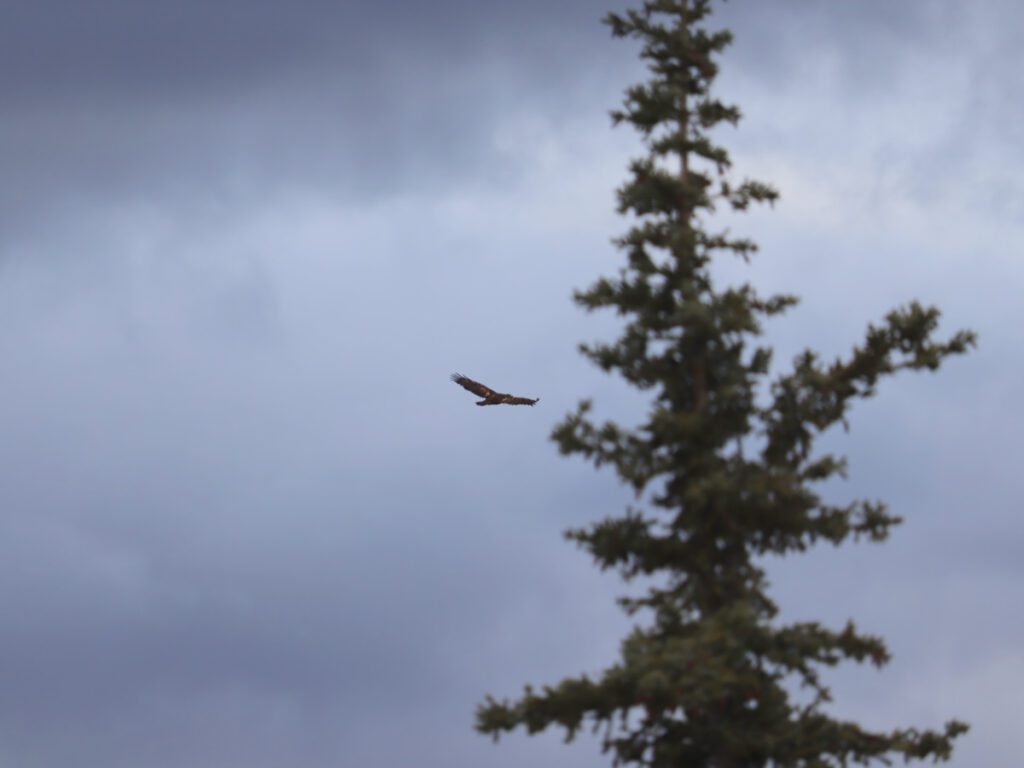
[1,1,1021,766]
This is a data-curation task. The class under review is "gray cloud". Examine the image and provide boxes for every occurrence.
[1,0,629,243]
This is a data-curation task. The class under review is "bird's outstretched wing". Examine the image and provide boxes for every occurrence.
[451,373,498,399]
[504,396,539,406]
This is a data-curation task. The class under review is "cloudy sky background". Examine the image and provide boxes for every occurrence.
[1,1,1021,765]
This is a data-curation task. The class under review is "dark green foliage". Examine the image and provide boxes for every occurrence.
[476,0,974,766]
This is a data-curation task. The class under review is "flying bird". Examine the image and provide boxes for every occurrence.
[451,373,539,406]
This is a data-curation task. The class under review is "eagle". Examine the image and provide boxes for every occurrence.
[451,373,539,406]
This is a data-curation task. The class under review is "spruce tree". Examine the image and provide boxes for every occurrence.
[476,1,973,765]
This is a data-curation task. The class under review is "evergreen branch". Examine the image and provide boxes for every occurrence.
[762,302,977,468]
